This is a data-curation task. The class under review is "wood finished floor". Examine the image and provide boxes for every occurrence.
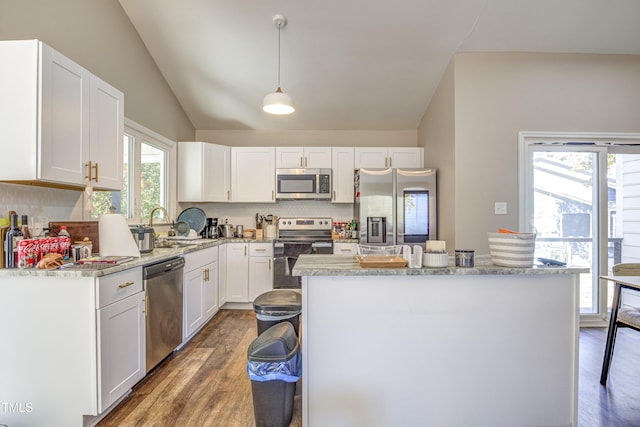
[98,310,640,427]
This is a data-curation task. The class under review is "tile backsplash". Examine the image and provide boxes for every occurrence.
[0,183,84,234]
[178,201,355,229]
[0,182,355,236]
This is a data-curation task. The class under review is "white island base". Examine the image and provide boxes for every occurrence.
[300,268,579,427]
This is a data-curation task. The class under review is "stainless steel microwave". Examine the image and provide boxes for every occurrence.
[275,168,332,200]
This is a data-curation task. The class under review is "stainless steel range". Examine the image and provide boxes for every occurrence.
[273,217,333,289]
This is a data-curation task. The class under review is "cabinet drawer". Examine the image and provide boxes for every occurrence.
[183,245,219,272]
[96,267,143,308]
[333,243,359,254]
[249,243,273,257]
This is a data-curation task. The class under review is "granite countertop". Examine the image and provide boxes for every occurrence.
[0,237,275,278]
[292,254,589,276]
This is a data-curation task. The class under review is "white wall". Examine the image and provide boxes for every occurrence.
[0,0,196,225]
[419,52,640,254]
[0,0,195,142]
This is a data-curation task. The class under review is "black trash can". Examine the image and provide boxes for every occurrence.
[247,322,301,427]
[253,290,302,336]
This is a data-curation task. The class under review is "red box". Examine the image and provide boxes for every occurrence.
[17,239,40,269]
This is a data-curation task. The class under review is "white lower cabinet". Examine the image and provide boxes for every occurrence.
[96,267,145,413]
[249,243,274,301]
[218,242,228,305]
[226,242,250,302]
[225,242,273,303]
[183,246,219,341]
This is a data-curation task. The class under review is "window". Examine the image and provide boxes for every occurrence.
[519,132,640,326]
[91,119,176,224]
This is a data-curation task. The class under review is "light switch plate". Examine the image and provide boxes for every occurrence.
[495,202,507,215]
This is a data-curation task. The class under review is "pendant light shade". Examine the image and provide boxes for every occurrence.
[263,14,295,115]
[263,87,294,115]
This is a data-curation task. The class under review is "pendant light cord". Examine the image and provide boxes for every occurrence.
[277,22,281,87]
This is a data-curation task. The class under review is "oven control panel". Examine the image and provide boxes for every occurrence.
[278,217,333,230]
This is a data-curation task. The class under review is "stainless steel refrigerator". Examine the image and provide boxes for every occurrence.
[354,168,437,246]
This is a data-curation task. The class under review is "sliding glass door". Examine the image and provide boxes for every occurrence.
[520,132,640,325]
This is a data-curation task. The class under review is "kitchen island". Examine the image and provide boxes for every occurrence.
[293,254,586,427]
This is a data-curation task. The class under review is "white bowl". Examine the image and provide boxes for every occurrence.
[423,252,449,267]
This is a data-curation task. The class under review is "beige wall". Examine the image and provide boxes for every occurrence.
[419,52,640,253]
[417,60,456,250]
[195,129,417,147]
[0,0,195,142]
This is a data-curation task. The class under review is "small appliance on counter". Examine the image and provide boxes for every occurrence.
[201,217,219,239]
[130,225,155,253]
[219,221,234,238]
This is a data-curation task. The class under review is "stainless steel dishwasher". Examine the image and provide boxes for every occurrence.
[143,257,185,372]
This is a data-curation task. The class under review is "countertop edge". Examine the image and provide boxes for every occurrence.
[292,254,589,276]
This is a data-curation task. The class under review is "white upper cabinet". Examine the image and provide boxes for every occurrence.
[90,75,124,190]
[0,40,123,190]
[231,147,275,203]
[178,142,230,202]
[354,147,424,169]
[331,147,355,203]
[275,147,332,168]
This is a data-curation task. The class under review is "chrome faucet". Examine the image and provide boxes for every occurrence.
[149,206,172,227]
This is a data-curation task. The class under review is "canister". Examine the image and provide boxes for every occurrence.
[455,249,474,267]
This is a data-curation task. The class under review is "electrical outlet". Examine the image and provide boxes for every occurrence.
[495,202,507,215]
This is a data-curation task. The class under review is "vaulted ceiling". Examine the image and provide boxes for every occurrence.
[119,0,640,131]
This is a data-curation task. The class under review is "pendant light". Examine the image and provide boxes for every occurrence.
[263,14,295,115]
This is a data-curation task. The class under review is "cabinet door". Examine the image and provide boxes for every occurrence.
[203,260,219,318]
[275,147,304,168]
[231,147,275,202]
[89,75,124,190]
[304,147,332,168]
[331,147,355,203]
[40,43,90,185]
[249,256,273,301]
[354,148,389,169]
[184,267,205,338]
[97,291,145,413]
[218,243,227,306]
[226,243,249,302]
[204,144,231,201]
[388,148,423,168]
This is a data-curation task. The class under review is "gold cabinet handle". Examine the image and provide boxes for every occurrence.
[203,268,209,281]
[333,190,336,201]
[227,190,231,201]
[118,281,135,289]
[272,190,275,200]
[86,161,99,182]
[269,259,272,270]
[244,245,247,256]
[255,248,266,252]
[300,157,303,167]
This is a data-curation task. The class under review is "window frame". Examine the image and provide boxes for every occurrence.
[123,118,177,225]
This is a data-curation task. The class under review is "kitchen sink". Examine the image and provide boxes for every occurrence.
[154,241,197,249]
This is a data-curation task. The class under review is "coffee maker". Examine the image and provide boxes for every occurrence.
[201,218,219,238]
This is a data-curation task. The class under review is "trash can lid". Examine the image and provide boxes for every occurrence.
[247,322,299,362]
[253,290,302,314]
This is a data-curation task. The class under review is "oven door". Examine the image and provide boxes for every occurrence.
[273,242,313,289]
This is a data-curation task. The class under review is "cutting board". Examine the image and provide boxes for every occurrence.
[49,221,100,253]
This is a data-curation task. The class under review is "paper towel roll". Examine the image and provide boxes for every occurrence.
[99,214,141,257]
